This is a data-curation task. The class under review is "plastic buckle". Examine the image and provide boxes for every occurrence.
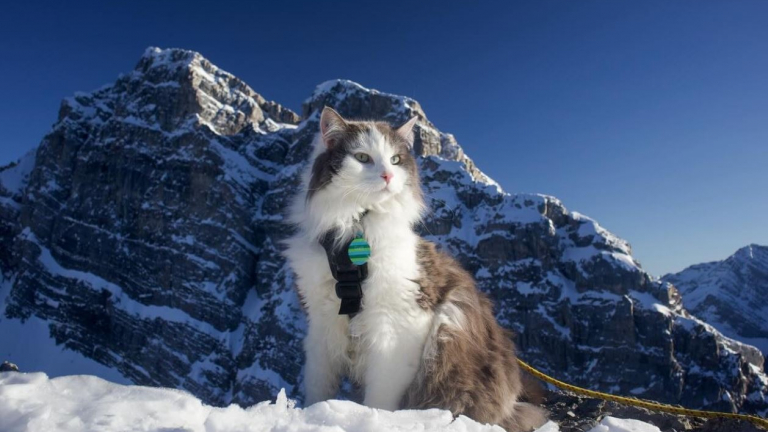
[335,280,362,299]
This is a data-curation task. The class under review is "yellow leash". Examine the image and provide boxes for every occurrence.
[517,359,768,430]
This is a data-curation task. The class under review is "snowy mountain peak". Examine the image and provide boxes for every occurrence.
[137,46,201,73]
[59,46,299,138]
[732,243,767,263]
[663,244,768,358]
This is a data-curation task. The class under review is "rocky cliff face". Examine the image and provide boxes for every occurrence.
[0,151,34,275]
[0,47,766,415]
[663,245,768,359]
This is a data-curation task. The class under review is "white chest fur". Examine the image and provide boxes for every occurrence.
[285,213,434,410]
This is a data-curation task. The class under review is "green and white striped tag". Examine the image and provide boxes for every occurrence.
[348,233,371,266]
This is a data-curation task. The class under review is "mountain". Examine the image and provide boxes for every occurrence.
[663,244,768,358]
[0,47,766,415]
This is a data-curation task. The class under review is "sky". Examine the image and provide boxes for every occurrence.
[1,0,766,276]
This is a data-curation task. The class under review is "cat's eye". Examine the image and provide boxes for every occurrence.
[390,155,402,165]
[354,153,371,163]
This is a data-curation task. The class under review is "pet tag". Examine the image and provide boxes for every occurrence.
[348,233,371,266]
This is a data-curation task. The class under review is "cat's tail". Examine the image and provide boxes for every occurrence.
[502,402,549,432]
[501,369,548,431]
[518,369,545,405]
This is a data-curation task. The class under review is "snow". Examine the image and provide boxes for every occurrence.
[551,212,640,281]
[142,46,198,70]
[0,371,664,432]
[627,291,669,316]
[586,417,661,432]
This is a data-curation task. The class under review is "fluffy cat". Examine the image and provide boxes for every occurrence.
[283,107,548,431]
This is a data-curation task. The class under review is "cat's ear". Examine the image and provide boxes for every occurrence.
[395,116,419,149]
[320,106,347,149]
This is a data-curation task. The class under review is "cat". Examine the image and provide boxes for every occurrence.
[283,107,548,431]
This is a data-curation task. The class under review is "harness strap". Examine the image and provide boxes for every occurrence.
[319,230,368,316]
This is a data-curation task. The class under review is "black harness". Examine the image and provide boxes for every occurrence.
[319,214,369,316]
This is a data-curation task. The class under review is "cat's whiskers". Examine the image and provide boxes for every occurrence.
[340,184,366,202]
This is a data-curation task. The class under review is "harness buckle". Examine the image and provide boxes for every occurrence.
[335,280,363,300]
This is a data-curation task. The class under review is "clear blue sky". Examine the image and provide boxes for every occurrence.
[1,0,766,276]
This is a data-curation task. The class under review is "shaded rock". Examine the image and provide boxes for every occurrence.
[0,361,19,372]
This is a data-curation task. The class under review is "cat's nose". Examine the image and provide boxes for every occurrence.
[381,172,394,184]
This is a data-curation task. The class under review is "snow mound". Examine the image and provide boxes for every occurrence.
[0,372,663,432]
[0,372,495,431]
[586,417,661,432]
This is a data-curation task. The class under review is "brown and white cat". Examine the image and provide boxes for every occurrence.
[283,107,548,431]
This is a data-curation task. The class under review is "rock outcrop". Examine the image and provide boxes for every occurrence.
[0,361,19,372]
[0,48,766,416]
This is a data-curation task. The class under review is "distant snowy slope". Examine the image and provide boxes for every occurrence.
[0,277,130,384]
[0,371,662,432]
[663,244,768,356]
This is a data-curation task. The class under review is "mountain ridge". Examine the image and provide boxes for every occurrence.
[663,244,768,357]
[0,47,766,415]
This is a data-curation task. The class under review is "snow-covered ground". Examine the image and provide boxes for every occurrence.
[0,372,662,432]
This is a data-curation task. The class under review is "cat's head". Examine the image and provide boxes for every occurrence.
[305,107,424,217]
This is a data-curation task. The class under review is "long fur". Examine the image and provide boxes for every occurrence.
[283,108,547,431]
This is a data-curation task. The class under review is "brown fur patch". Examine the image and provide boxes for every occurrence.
[405,239,548,431]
